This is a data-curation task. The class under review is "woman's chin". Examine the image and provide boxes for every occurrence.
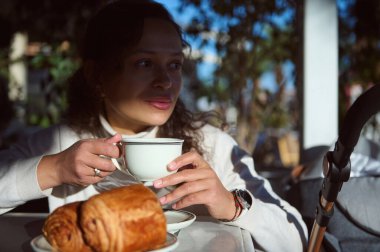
[145,117,171,127]
[145,112,173,125]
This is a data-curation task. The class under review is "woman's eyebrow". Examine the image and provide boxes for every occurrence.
[131,49,184,57]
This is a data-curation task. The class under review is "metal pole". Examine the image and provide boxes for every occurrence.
[307,195,335,252]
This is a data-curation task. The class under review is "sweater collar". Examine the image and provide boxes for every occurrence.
[99,115,158,138]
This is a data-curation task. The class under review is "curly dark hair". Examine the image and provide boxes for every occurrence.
[65,0,221,155]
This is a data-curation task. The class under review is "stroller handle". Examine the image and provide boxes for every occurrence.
[308,84,380,252]
[335,84,380,167]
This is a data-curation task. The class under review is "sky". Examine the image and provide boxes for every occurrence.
[155,0,294,93]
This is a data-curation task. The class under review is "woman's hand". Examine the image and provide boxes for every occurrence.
[37,134,122,190]
[153,151,236,220]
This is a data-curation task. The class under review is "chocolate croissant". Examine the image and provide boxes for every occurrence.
[42,201,92,252]
[80,184,167,252]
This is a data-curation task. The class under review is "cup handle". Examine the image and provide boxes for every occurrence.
[111,158,122,170]
[99,155,126,173]
[111,157,132,174]
[111,141,128,173]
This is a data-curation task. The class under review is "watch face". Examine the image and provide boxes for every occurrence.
[236,189,252,209]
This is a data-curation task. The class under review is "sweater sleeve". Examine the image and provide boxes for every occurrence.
[0,126,63,214]
[202,125,308,252]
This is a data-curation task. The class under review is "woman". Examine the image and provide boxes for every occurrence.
[0,1,307,251]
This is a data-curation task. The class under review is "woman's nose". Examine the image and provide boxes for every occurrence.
[152,67,172,89]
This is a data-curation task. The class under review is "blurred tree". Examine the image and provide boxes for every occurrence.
[0,0,378,160]
[339,0,380,85]
[0,0,105,129]
[338,0,380,141]
[178,0,298,153]
[0,0,104,46]
[25,43,80,127]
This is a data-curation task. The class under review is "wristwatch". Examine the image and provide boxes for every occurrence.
[232,189,252,216]
[219,189,252,222]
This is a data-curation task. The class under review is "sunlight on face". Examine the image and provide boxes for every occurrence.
[102,18,184,135]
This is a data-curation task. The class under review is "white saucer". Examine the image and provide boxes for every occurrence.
[31,233,178,252]
[30,235,50,252]
[165,210,196,234]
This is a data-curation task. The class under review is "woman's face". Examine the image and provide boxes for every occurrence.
[102,18,184,135]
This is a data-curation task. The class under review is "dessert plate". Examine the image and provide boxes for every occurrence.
[165,210,196,234]
[31,232,178,252]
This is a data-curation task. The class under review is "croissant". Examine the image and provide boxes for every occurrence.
[80,184,167,252]
[42,201,92,252]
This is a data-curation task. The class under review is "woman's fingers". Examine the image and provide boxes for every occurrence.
[86,167,113,179]
[70,164,114,187]
[167,151,208,171]
[75,136,121,171]
[159,178,210,205]
[154,167,215,188]
[104,133,122,144]
[154,151,212,188]
[89,154,117,172]
[40,135,122,189]
[79,139,120,158]
[56,136,122,187]
[171,189,210,210]
[152,150,235,219]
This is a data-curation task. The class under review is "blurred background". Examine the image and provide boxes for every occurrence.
[0,0,379,181]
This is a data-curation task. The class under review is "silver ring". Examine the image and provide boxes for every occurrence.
[94,168,101,177]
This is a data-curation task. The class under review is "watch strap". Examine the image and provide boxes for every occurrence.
[218,189,244,222]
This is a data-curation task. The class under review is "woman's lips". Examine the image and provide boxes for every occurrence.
[145,97,173,110]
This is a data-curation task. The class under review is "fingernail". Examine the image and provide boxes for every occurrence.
[172,203,177,209]
[154,180,162,187]
[159,197,166,204]
[167,162,176,170]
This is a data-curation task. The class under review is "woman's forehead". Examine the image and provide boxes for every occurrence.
[133,18,183,54]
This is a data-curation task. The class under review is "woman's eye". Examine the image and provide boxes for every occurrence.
[135,60,152,68]
[169,62,183,71]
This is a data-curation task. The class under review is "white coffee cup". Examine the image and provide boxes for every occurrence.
[112,138,184,185]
